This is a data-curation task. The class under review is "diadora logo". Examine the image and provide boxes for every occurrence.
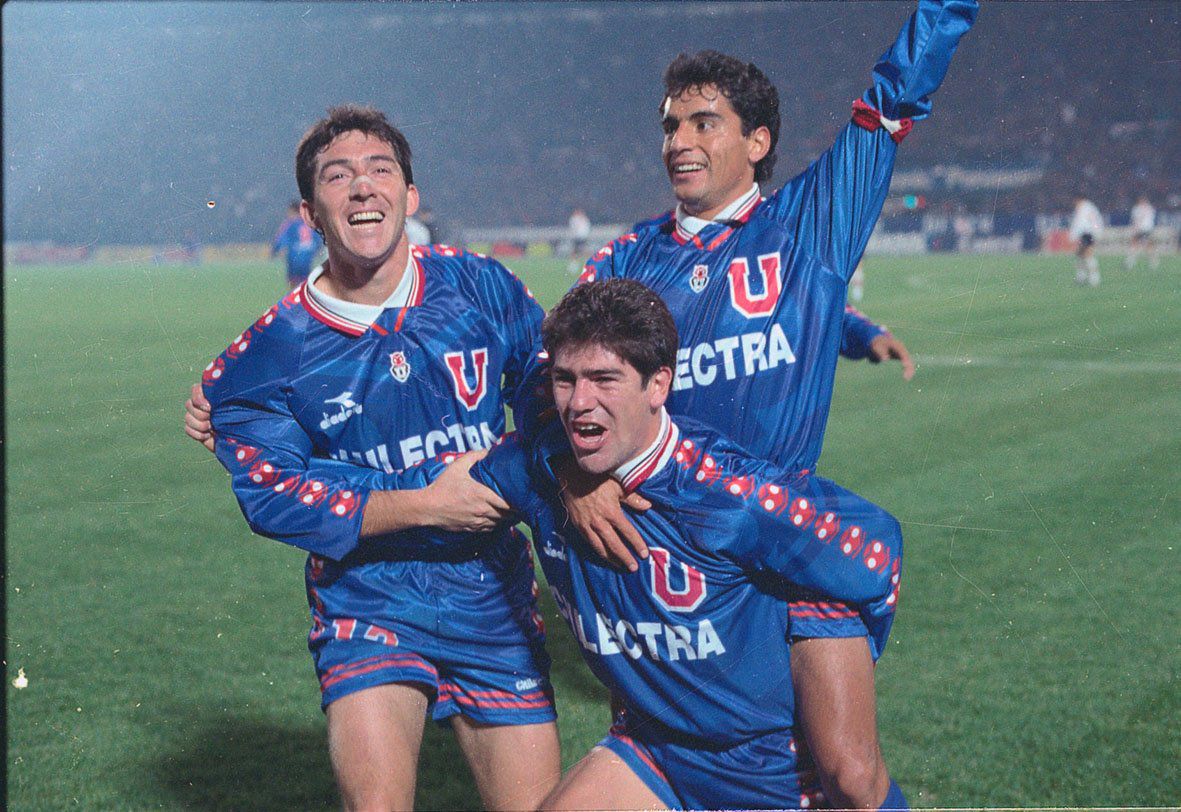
[689,264,709,293]
[648,547,707,612]
[444,347,490,411]
[542,531,567,561]
[389,351,412,383]
[727,253,782,317]
[320,391,363,430]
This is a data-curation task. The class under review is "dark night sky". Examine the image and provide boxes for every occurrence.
[4,2,1178,244]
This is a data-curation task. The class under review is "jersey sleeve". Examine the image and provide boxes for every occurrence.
[767,0,978,282]
[468,432,543,519]
[206,326,381,562]
[688,468,902,658]
[839,305,888,360]
[477,257,546,410]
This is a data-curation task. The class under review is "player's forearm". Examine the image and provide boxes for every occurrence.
[359,487,436,536]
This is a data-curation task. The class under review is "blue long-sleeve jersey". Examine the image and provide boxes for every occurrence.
[469,424,900,746]
[564,0,976,475]
[204,245,543,562]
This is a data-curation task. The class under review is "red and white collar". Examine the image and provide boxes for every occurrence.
[300,251,424,336]
[674,183,762,240]
[612,409,680,494]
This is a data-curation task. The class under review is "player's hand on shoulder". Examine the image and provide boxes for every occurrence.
[423,450,513,533]
[555,457,650,572]
[868,333,915,381]
[183,382,216,452]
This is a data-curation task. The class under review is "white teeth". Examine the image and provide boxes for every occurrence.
[348,211,384,225]
[675,163,705,173]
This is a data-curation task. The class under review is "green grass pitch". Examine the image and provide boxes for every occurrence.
[6,252,1179,809]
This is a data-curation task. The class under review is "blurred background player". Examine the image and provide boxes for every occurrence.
[1069,194,1103,286]
[271,200,324,289]
[1126,195,1159,270]
[567,207,592,273]
[850,258,867,302]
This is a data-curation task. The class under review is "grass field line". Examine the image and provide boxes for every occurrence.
[916,354,1181,374]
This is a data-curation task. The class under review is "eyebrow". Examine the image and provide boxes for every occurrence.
[662,110,724,125]
[318,154,398,174]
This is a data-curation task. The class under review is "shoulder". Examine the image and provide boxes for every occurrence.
[416,245,537,302]
[204,292,308,398]
[660,419,795,516]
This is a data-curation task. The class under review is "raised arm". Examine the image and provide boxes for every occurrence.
[771,0,979,281]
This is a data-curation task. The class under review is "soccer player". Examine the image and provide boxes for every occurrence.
[271,200,325,288]
[200,105,559,810]
[567,207,593,274]
[1126,195,1158,270]
[532,2,976,806]
[367,279,906,810]
[1069,195,1104,286]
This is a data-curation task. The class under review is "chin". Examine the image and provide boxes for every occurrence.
[572,450,615,477]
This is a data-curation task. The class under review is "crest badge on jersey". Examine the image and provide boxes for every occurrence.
[689,264,710,293]
[389,351,412,383]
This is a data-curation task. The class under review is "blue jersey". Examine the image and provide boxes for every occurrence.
[463,422,900,749]
[575,0,976,475]
[204,244,543,563]
[271,216,324,280]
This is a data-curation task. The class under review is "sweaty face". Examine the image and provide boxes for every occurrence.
[301,130,418,272]
[661,85,769,220]
[551,344,671,476]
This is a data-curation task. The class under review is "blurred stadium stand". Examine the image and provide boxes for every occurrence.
[4,3,1178,260]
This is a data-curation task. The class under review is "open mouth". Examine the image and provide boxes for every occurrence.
[348,211,385,226]
[569,420,607,449]
[670,161,706,178]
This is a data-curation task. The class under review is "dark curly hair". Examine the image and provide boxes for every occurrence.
[542,280,679,383]
[663,50,780,184]
[295,105,414,203]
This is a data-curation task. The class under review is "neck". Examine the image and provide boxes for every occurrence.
[315,238,410,306]
[680,181,758,222]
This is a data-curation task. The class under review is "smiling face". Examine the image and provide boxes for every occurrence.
[300,130,419,273]
[661,84,770,220]
[551,343,671,476]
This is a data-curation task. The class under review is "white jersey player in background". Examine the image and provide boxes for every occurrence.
[1069,195,1104,287]
[1126,195,1158,270]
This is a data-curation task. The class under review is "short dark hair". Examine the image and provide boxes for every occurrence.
[295,105,414,203]
[542,280,679,382]
[663,50,780,184]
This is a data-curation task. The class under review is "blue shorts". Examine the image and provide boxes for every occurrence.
[305,531,555,725]
[599,718,825,809]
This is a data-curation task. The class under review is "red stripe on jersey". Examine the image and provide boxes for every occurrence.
[619,419,679,493]
[298,281,369,336]
[851,99,913,144]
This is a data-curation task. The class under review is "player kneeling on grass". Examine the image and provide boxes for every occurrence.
[373,280,908,810]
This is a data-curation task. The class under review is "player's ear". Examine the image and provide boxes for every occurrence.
[299,199,321,234]
[747,125,771,166]
[647,366,673,409]
[406,184,420,218]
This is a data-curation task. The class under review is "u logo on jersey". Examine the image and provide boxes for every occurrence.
[444,348,490,411]
[648,547,707,612]
[727,253,782,318]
